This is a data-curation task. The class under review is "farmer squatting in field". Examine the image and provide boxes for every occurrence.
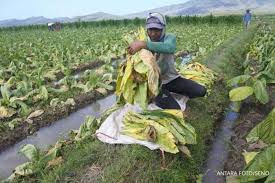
[127,12,207,109]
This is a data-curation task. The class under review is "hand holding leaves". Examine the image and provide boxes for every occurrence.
[127,41,147,55]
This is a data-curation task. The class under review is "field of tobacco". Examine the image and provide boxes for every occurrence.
[0,22,241,147]
[3,17,274,183]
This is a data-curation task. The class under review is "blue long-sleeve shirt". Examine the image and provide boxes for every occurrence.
[243,13,252,22]
[146,34,176,54]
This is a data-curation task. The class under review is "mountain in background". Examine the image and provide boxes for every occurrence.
[0,16,71,27]
[73,12,122,21]
[0,12,121,27]
[126,0,275,17]
[1,0,274,27]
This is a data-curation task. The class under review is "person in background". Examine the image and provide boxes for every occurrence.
[243,9,252,30]
[127,12,206,110]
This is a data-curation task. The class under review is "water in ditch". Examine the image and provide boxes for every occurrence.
[0,94,116,179]
[202,102,240,183]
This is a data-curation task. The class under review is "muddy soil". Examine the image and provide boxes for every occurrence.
[0,88,115,152]
[225,85,275,172]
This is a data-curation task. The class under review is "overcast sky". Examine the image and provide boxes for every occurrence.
[0,0,189,20]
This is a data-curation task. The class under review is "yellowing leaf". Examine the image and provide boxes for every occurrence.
[122,78,136,104]
[64,98,76,106]
[27,110,44,119]
[163,109,184,120]
[226,176,240,183]
[116,28,160,108]
[134,82,147,109]
[179,145,192,158]
[46,156,63,169]
[139,49,160,96]
[229,86,254,102]
[242,151,259,164]
[134,61,148,74]
[0,106,16,119]
[96,87,108,95]
[137,27,146,41]
[13,162,33,176]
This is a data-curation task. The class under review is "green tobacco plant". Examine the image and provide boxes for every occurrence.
[246,108,275,144]
[239,109,275,183]
[228,75,269,104]
[240,145,275,183]
[228,24,274,104]
[0,84,30,118]
[6,143,63,182]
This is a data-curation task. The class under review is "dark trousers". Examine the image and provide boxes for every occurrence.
[155,77,207,109]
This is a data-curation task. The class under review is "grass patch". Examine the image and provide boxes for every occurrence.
[204,25,257,79]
